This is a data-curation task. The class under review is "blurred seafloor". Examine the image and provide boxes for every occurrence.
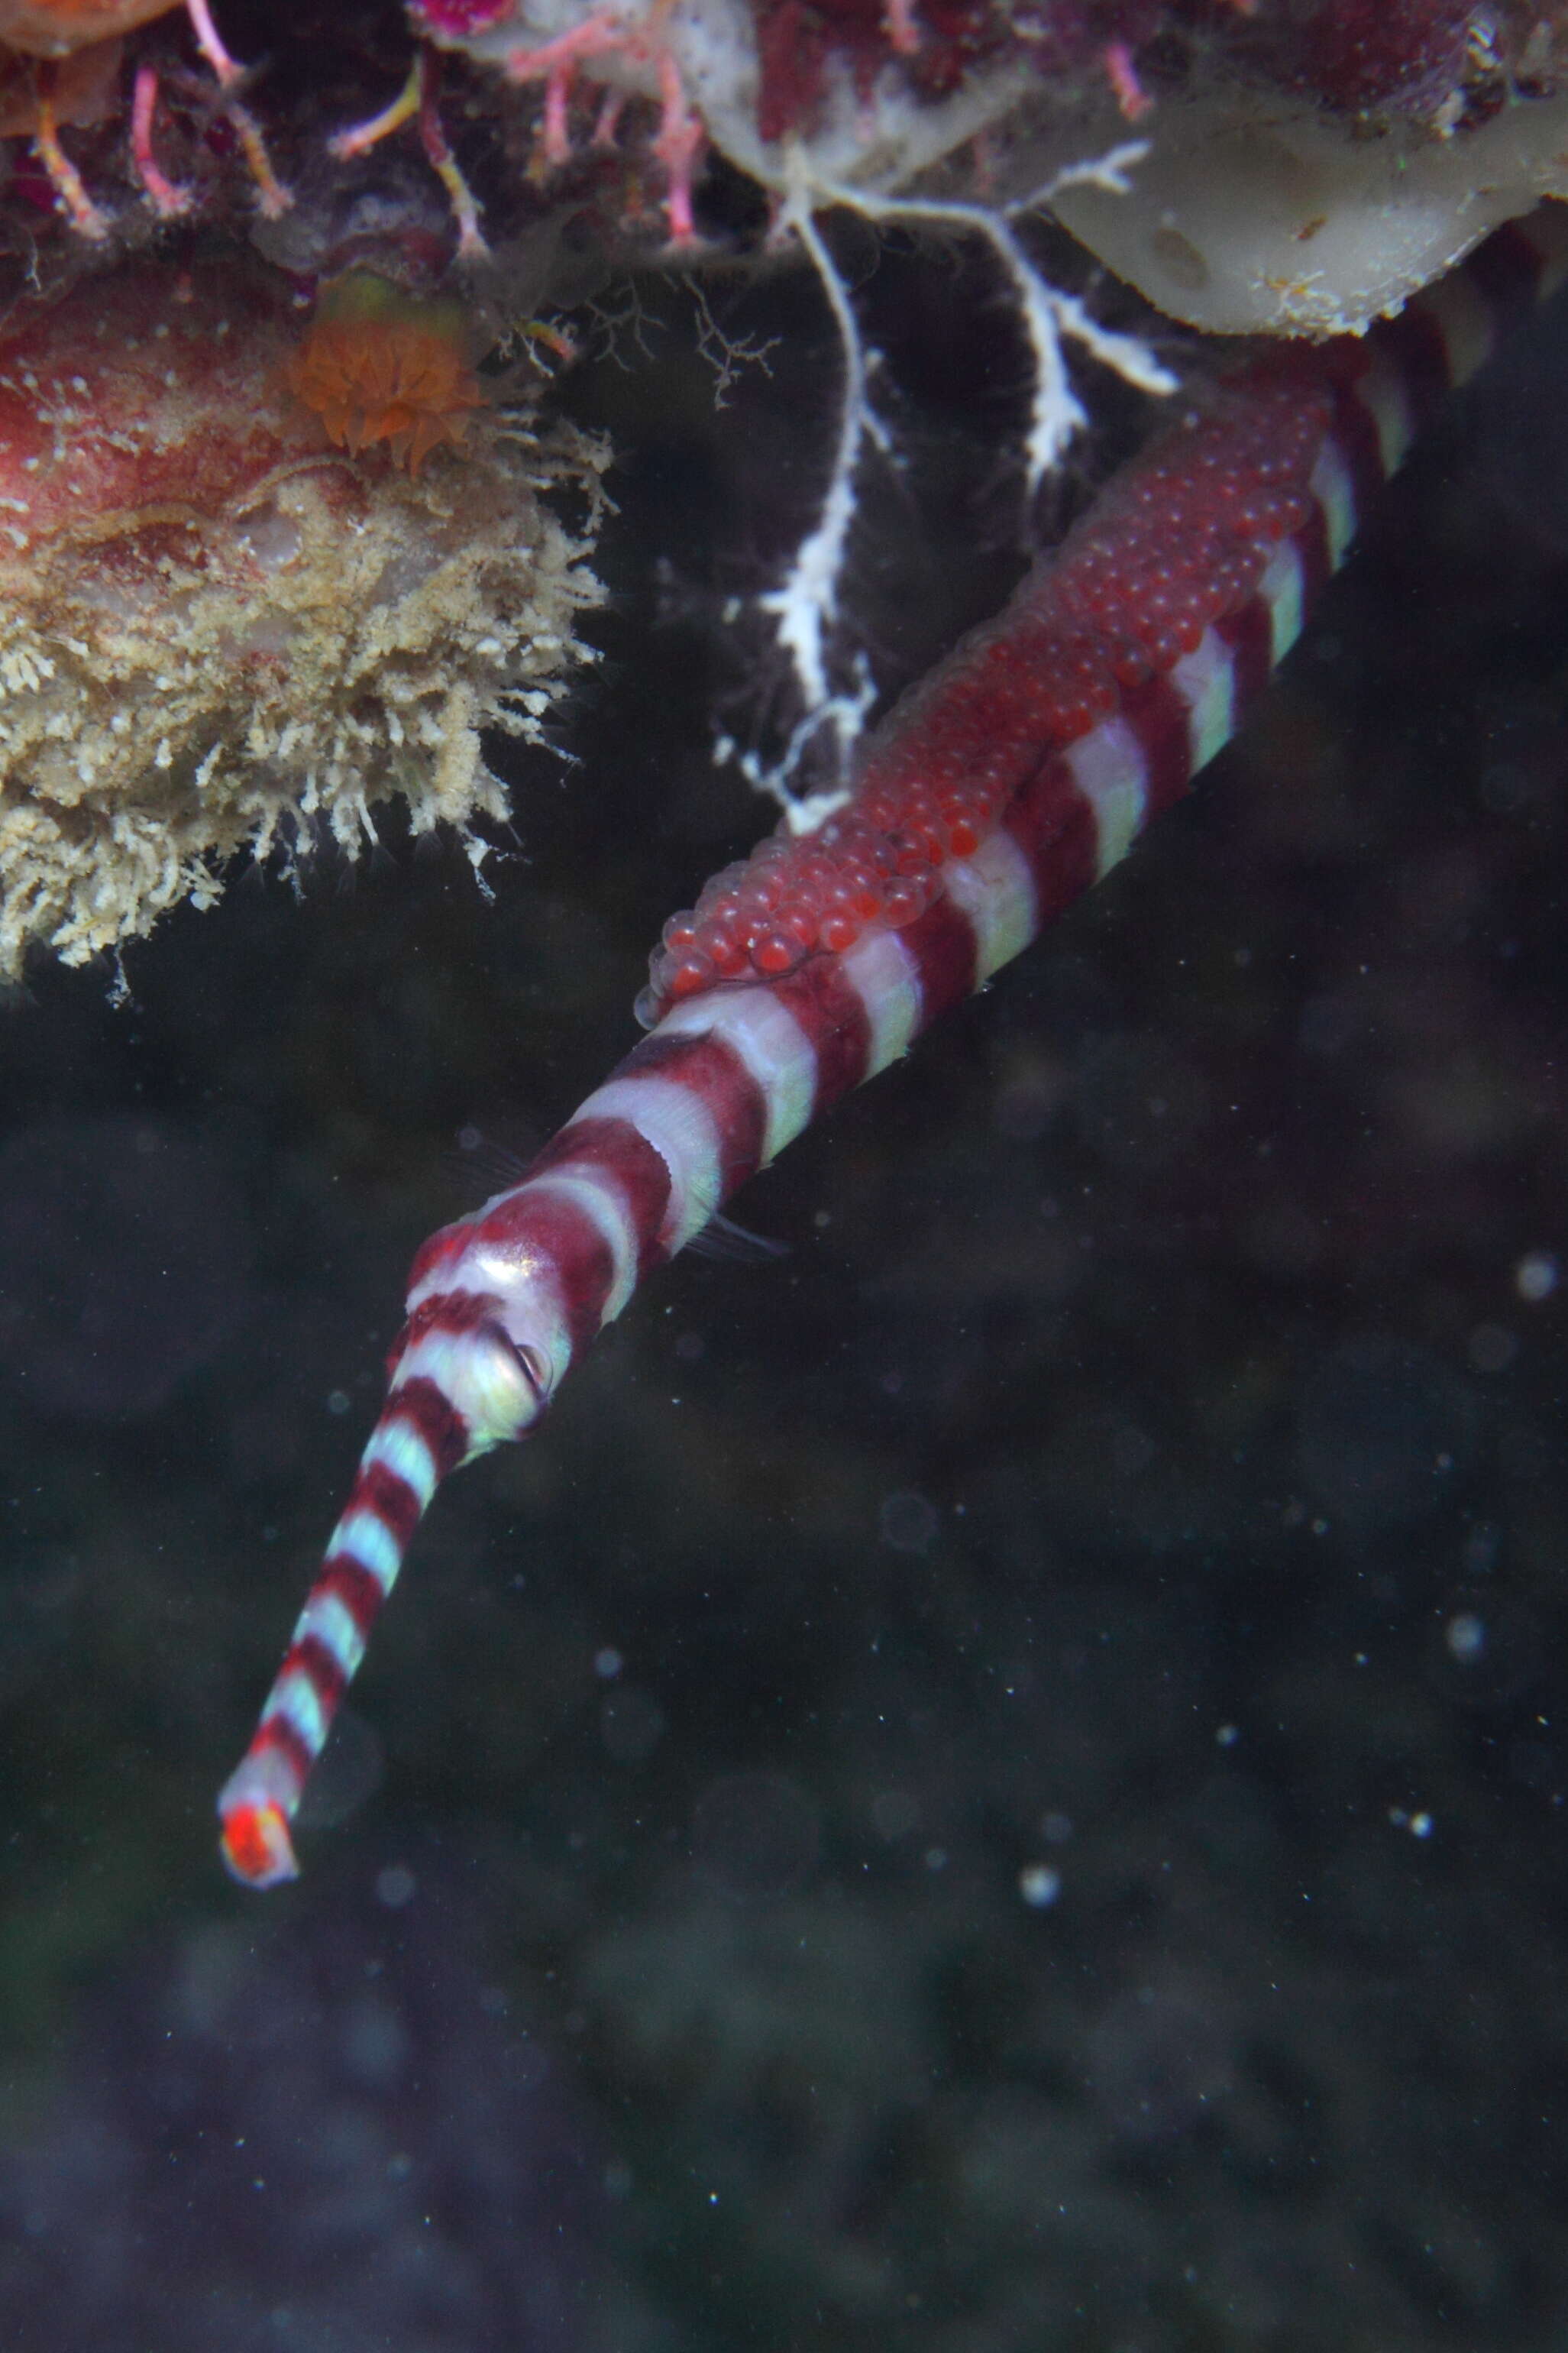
[0,237,1566,2352]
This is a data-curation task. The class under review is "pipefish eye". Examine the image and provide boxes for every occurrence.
[506,1335,551,1404]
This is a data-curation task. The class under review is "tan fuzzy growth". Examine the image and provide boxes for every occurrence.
[0,264,607,976]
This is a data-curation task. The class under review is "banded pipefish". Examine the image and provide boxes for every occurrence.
[218,203,1568,1886]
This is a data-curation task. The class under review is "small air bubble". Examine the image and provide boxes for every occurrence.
[375,1863,417,1908]
[594,1647,623,1680]
[326,1390,351,1416]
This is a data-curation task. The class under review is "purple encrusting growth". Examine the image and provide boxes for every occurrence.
[411,0,519,30]
[1249,0,1481,112]
[0,1849,611,2353]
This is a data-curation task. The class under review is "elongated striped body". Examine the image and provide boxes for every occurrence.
[218,204,1568,1889]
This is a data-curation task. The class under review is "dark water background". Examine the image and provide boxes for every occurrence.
[1,242,1566,2350]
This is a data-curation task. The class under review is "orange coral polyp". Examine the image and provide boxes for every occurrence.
[287,294,485,475]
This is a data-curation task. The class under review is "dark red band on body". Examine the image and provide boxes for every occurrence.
[1123,672,1195,818]
[281,1633,348,1711]
[900,888,978,1029]
[1217,594,1274,712]
[385,1376,470,1481]
[1377,302,1454,432]
[477,1184,616,1355]
[1293,499,1334,609]
[252,1712,312,1785]
[390,1287,503,1380]
[1004,755,1099,924]
[1328,377,1391,518]
[343,1457,425,1549]
[1463,218,1544,318]
[618,1028,768,1199]
[527,1115,674,1271]
[404,1213,476,1301]
[769,952,873,1119]
[318,1555,388,1639]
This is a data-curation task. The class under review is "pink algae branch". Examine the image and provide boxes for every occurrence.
[499,4,707,245]
[328,45,488,259]
[639,360,1334,1026]
[0,0,292,233]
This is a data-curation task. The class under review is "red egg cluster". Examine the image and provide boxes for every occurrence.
[638,363,1334,1024]
[1047,367,1330,668]
[635,797,963,1028]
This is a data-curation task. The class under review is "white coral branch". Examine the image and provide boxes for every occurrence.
[816,176,1179,493]
[716,652,876,833]
[758,192,885,736]
[737,135,1172,821]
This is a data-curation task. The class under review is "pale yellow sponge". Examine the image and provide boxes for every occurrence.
[0,261,606,976]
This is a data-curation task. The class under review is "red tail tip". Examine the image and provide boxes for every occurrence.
[220,1800,300,1889]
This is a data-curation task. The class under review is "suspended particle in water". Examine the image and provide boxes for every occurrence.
[1515,1251,1557,1303]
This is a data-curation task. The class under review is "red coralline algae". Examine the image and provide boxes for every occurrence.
[703,0,1167,144]
[0,262,305,521]
[750,0,995,143]
[639,361,1334,1021]
[1250,0,1482,114]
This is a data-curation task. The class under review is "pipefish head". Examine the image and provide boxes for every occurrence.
[386,1287,553,1463]
[402,1188,590,1458]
